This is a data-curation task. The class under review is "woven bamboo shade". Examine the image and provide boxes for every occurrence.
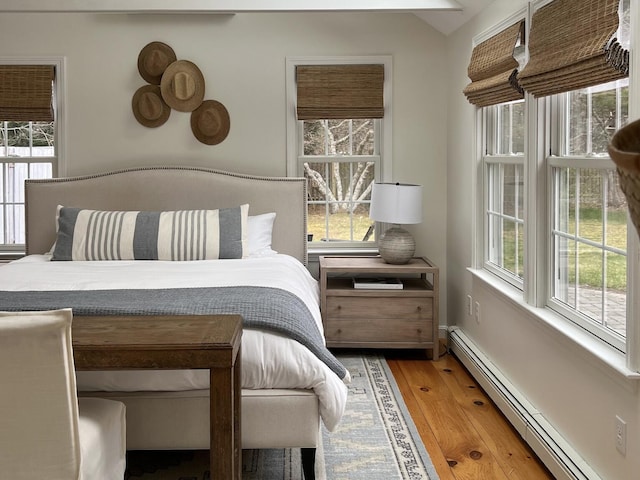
[0,65,55,122]
[463,21,524,107]
[518,0,628,98]
[296,64,384,120]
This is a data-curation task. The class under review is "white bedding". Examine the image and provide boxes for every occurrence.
[0,254,349,431]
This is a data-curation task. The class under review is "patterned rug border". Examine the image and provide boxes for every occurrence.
[376,355,439,479]
[321,353,440,480]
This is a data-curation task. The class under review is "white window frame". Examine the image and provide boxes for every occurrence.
[0,56,66,257]
[471,2,640,373]
[482,101,526,288]
[285,56,393,251]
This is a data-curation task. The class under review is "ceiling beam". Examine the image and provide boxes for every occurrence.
[0,0,463,13]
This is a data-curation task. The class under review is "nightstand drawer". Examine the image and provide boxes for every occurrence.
[325,317,433,343]
[325,296,433,320]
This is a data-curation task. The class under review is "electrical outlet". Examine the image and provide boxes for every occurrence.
[466,295,473,316]
[615,416,627,455]
[474,301,480,323]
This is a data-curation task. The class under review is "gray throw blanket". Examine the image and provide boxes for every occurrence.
[0,286,346,380]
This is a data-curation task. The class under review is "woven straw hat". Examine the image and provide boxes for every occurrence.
[160,60,205,112]
[132,85,171,128]
[608,118,640,239]
[190,100,230,145]
[137,41,177,85]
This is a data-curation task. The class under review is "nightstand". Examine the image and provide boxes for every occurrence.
[319,255,439,358]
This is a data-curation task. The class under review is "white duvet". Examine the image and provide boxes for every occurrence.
[0,254,349,431]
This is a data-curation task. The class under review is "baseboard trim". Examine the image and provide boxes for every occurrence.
[448,327,601,480]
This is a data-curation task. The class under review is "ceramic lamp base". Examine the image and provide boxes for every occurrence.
[378,226,415,264]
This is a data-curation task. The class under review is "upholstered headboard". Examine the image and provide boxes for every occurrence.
[25,166,308,264]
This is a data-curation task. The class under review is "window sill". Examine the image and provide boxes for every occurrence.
[0,251,24,263]
[468,267,640,383]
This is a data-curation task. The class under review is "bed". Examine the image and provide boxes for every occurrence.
[0,166,349,479]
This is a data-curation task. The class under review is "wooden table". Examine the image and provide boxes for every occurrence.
[72,314,243,480]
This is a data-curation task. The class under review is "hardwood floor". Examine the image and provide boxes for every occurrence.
[385,346,555,480]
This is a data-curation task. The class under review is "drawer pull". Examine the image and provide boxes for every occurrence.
[416,306,422,312]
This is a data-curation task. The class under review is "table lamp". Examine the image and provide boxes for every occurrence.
[369,182,423,264]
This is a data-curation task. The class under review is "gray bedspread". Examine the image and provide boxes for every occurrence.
[0,285,346,379]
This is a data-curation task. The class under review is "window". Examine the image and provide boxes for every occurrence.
[302,119,379,244]
[483,100,525,285]
[0,124,55,248]
[471,0,633,354]
[0,61,62,254]
[548,79,628,348]
[286,57,392,248]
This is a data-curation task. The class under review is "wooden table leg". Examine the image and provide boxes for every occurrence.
[210,362,238,479]
[234,347,242,476]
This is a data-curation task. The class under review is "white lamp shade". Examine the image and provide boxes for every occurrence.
[369,182,423,225]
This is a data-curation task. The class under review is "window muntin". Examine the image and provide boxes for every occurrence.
[549,80,629,349]
[0,120,55,249]
[301,119,379,244]
[483,100,525,285]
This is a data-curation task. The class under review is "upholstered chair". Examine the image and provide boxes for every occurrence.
[0,309,126,479]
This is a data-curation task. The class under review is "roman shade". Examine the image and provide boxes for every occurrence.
[0,65,55,122]
[296,64,384,120]
[518,0,628,98]
[463,20,525,107]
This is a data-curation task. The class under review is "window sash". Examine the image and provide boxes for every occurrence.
[547,157,627,351]
[0,159,55,249]
[300,153,380,247]
[483,155,525,287]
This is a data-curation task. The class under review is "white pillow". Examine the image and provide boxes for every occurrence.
[247,212,277,257]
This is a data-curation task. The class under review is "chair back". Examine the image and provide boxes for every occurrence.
[0,309,81,480]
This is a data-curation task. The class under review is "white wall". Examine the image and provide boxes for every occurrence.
[446,1,640,479]
[0,11,449,317]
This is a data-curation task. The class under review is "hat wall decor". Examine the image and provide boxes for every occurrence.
[132,85,171,128]
[191,100,230,145]
[132,41,230,146]
[137,41,177,85]
[160,60,206,112]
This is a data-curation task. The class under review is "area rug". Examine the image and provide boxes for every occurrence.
[124,353,439,480]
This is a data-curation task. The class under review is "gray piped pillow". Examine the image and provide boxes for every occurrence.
[51,204,248,261]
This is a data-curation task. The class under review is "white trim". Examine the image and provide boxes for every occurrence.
[449,326,606,480]
[525,91,546,306]
[471,6,527,46]
[625,0,640,372]
[472,107,483,269]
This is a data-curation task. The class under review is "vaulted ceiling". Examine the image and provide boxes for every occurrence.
[414,0,494,35]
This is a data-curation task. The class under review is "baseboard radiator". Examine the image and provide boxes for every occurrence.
[448,327,601,480]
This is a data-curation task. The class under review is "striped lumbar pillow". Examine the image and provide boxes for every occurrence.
[51,204,248,261]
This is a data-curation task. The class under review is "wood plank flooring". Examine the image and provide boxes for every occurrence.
[385,347,555,480]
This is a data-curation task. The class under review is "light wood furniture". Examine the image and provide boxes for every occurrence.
[72,314,242,480]
[319,255,439,357]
